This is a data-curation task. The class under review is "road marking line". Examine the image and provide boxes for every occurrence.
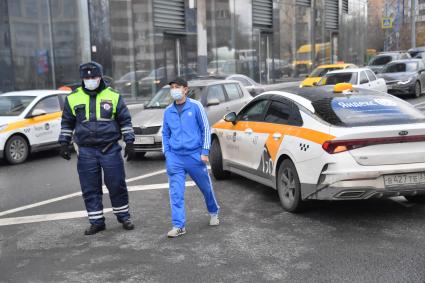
[0,182,196,226]
[414,101,425,107]
[0,209,112,227]
[0,168,168,218]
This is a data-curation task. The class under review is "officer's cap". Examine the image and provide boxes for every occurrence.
[79,61,103,79]
[168,76,188,87]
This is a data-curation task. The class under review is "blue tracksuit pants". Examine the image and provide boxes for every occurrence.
[166,151,220,228]
[77,143,131,226]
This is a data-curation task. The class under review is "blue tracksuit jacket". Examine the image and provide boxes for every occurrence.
[162,98,211,156]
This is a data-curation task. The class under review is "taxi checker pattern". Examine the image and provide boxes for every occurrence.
[211,85,425,212]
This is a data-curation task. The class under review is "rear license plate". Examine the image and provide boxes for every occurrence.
[134,136,154,145]
[384,172,425,188]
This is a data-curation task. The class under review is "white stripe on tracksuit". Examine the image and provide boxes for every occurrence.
[193,99,211,152]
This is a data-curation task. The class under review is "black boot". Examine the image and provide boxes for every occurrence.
[84,224,106,235]
[122,219,134,230]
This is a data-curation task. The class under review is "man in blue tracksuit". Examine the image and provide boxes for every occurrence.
[162,77,220,238]
[59,61,136,235]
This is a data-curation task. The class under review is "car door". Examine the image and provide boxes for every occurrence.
[223,83,248,113]
[365,69,386,92]
[204,84,228,125]
[225,99,269,168]
[26,95,62,146]
[358,71,371,89]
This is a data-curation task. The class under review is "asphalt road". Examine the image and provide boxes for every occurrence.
[0,95,425,282]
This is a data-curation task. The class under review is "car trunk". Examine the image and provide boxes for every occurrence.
[330,124,425,166]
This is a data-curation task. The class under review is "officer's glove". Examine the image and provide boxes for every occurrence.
[60,143,72,160]
[124,143,135,161]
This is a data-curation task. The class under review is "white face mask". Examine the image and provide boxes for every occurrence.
[84,78,100,90]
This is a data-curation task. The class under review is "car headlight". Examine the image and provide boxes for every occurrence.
[397,78,413,85]
[0,124,8,132]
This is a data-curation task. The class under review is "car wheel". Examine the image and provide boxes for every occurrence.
[5,135,29,165]
[405,195,425,203]
[277,159,304,212]
[137,152,146,158]
[414,81,421,98]
[210,138,230,180]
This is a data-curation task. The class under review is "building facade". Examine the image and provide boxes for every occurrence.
[0,0,368,101]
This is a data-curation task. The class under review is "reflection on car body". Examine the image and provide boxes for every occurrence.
[210,84,425,212]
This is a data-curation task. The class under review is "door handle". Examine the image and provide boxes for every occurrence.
[244,128,253,135]
[272,133,282,140]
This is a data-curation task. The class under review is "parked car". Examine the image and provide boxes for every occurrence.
[408,46,425,57]
[225,74,265,97]
[300,63,358,87]
[0,90,70,164]
[210,84,425,212]
[378,59,425,98]
[317,68,387,92]
[413,52,425,63]
[368,52,411,74]
[114,70,149,96]
[131,80,252,156]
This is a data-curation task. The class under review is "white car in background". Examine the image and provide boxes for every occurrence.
[318,68,388,92]
[0,90,69,164]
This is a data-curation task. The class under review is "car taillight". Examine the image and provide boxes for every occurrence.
[322,135,425,154]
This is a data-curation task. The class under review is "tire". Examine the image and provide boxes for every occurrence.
[413,81,421,98]
[277,159,304,212]
[210,138,230,180]
[405,195,425,203]
[5,135,29,165]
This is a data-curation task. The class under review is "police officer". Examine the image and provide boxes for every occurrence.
[59,61,136,235]
[162,77,220,238]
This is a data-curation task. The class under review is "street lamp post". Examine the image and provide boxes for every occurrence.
[412,0,416,48]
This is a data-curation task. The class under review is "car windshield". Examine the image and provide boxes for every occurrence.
[382,62,418,73]
[0,96,35,116]
[145,86,204,109]
[312,95,425,127]
[369,55,392,66]
[318,72,358,85]
[296,53,310,60]
[310,67,340,77]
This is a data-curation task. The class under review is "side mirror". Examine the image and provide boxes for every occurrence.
[312,82,318,86]
[224,112,237,124]
[207,98,220,106]
[30,109,47,118]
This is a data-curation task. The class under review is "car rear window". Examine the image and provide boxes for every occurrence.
[312,95,425,127]
[369,56,392,66]
[319,72,357,85]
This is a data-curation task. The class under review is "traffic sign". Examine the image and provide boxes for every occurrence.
[382,17,393,29]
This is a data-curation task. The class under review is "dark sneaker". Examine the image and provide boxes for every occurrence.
[84,224,106,235]
[167,227,186,238]
[122,219,134,230]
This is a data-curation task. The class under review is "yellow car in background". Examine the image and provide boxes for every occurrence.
[300,63,358,87]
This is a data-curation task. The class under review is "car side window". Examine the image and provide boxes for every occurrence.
[265,101,291,124]
[365,70,377,81]
[359,71,369,84]
[264,100,303,126]
[207,85,226,102]
[33,95,61,114]
[224,84,242,100]
[237,100,268,122]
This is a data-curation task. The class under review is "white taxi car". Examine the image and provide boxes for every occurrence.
[210,84,425,212]
[0,90,69,164]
